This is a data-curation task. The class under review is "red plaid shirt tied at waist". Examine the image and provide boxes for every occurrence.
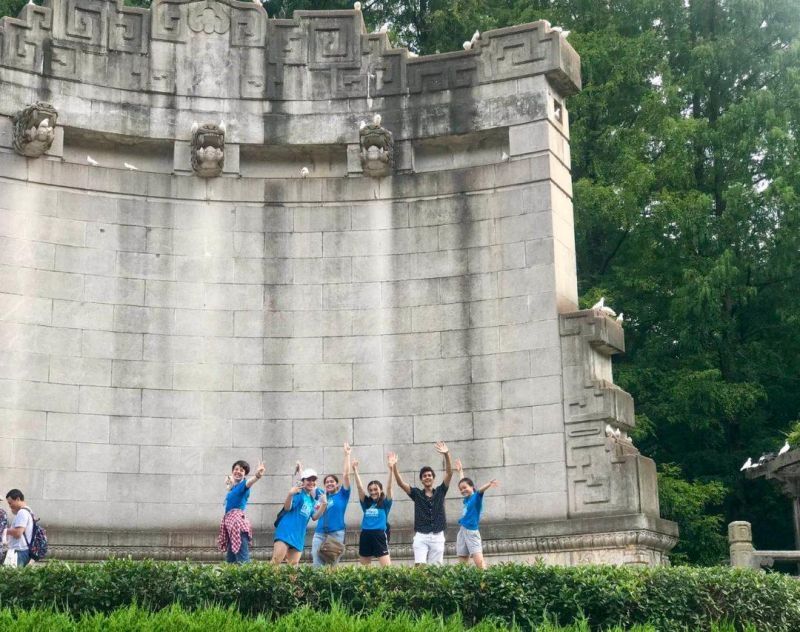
[217,509,253,554]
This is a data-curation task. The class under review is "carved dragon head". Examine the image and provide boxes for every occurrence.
[12,102,58,158]
[359,113,393,177]
[191,120,226,177]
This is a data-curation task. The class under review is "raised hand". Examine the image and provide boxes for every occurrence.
[387,452,397,467]
[434,441,449,454]
[224,474,233,487]
[487,479,500,489]
[344,442,351,455]
[454,458,463,471]
[289,485,301,495]
[294,461,302,476]
[351,459,360,471]
[255,462,266,478]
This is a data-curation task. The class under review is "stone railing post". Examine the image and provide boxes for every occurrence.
[728,521,755,568]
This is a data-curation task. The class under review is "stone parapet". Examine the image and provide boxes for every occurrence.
[49,513,677,565]
[0,1,579,100]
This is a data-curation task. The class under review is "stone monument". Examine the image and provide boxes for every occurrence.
[0,0,677,563]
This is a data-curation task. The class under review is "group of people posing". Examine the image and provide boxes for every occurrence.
[218,441,499,567]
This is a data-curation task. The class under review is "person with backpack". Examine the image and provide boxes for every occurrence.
[352,453,395,566]
[4,489,36,567]
[217,460,266,564]
[272,468,327,565]
[311,443,352,567]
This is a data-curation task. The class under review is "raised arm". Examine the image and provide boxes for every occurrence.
[386,452,397,499]
[342,442,352,490]
[245,461,266,489]
[479,479,500,494]
[392,455,412,495]
[454,458,464,481]
[284,485,300,511]
[435,441,453,487]
[312,492,328,521]
[352,459,366,502]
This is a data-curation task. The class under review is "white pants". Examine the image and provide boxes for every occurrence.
[412,531,445,564]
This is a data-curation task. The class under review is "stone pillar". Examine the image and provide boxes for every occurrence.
[728,521,755,568]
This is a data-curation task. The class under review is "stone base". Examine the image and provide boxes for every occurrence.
[48,513,677,566]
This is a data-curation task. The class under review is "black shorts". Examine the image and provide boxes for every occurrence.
[359,529,389,558]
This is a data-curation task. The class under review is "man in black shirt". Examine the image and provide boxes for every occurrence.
[391,441,453,565]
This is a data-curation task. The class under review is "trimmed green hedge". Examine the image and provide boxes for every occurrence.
[0,561,797,631]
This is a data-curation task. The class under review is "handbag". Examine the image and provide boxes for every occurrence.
[2,548,16,567]
[316,494,345,564]
[318,535,345,564]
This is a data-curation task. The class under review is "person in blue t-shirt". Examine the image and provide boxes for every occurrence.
[353,453,394,567]
[311,443,352,567]
[454,458,499,569]
[219,459,265,564]
[272,468,327,565]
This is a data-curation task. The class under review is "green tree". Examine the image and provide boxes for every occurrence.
[564,0,800,559]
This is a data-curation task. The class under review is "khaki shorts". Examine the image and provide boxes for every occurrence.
[456,526,482,557]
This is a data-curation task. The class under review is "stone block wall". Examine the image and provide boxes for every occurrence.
[0,0,676,562]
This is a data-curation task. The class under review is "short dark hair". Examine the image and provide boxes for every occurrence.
[231,460,250,475]
[5,489,24,501]
[419,466,435,480]
[459,477,475,489]
[324,474,339,485]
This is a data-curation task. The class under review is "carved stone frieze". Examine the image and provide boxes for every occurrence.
[12,101,58,157]
[46,525,678,563]
[359,114,393,177]
[190,121,225,177]
[1,2,580,99]
[560,309,661,519]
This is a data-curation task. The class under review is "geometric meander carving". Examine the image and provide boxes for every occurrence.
[359,113,393,177]
[0,1,581,99]
[190,121,225,177]
[12,101,58,157]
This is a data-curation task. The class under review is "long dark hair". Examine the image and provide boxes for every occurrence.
[365,480,386,508]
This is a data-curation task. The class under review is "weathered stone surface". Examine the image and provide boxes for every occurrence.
[0,3,675,565]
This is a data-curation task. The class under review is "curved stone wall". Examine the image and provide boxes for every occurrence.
[0,0,677,562]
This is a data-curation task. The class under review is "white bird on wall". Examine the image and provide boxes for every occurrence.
[740,457,753,471]
[605,424,614,438]
[463,41,472,50]
[471,30,480,46]
[592,296,617,317]
[191,121,199,135]
[219,120,226,134]
[359,120,366,130]
[500,151,509,161]
[614,427,621,439]
[379,22,389,33]
[87,155,98,166]
[779,441,791,456]
[123,162,138,171]
[552,26,571,38]
[616,312,624,323]
[300,167,310,178]
[354,1,361,10]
